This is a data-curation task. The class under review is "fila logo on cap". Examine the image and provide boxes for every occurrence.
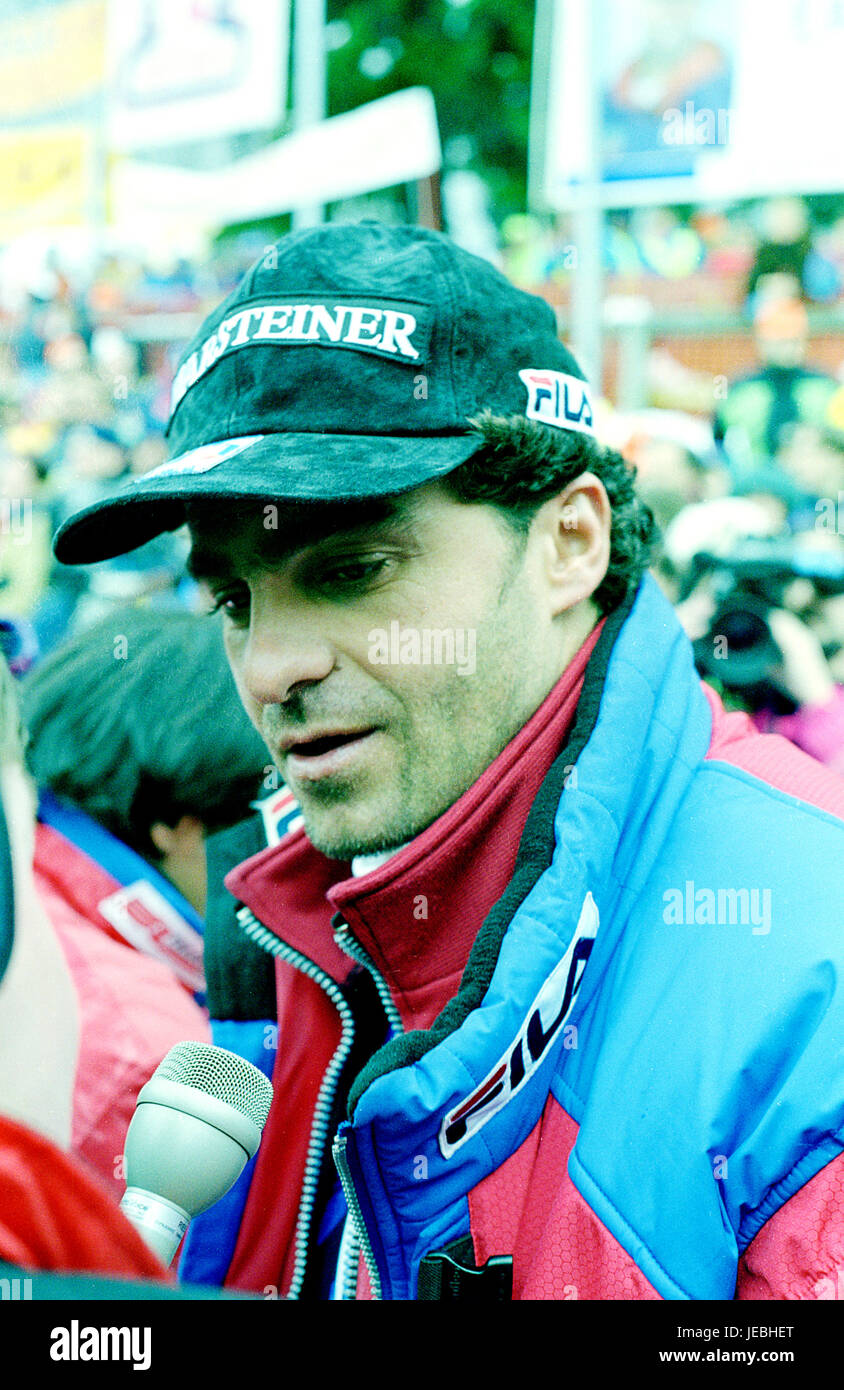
[519,370,594,435]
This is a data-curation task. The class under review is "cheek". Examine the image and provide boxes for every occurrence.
[238,685,264,737]
[222,631,260,725]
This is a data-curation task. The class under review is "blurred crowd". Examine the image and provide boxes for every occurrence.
[604,290,844,774]
[0,232,269,657]
[502,193,844,307]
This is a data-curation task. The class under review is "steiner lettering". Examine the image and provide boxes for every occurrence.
[170,301,423,412]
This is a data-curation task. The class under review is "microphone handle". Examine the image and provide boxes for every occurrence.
[120,1186,191,1266]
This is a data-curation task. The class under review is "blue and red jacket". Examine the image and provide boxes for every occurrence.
[181,576,844,1300]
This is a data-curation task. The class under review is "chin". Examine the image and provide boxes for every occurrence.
[300,801,420,863]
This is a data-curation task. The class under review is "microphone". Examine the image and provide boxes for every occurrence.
[119,1040,274,1266]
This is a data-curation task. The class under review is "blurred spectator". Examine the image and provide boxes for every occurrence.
[691,204,756,277]
[746,196,813,308]
[746,195,842,308]
[667,500,844,772]
[22,607,268,918]
[772,384,844,521]
[0,445,53,619]
[18,608,270,1199]
[621,408,726,537]
[627,207,704,278]
[713,297,841,482]
[27,333,112,429]
[0,654,169,1276]
[752,606,844,774]
[0,618,37,680]
[50,423,130,518]
[0,243,222,658]
[25,421,192,654]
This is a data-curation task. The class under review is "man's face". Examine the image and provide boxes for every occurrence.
[187,483,576,860]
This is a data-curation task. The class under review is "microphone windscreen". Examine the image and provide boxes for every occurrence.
[152,1040,274,1131]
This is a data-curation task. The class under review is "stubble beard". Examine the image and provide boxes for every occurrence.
[281,596,547,862]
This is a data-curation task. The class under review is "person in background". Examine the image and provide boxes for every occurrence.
[751,604,844,776]
[18,607,269,1199]
[745,195,842,309]
[745,196,813,308]
[666,498,844,775]
[772,382,844,532]
[0,652,169,1278]
[713,298,840,483]
[619,408,727,539]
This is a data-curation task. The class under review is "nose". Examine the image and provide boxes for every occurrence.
[236,593,335,708]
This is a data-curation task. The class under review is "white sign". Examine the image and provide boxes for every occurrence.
[107,0,289,151]
[537,0,844,208]
[111,87,442,229]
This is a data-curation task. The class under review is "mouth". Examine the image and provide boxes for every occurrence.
[281,727,383,782]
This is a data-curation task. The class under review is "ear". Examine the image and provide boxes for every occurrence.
[149,820,176,858]
[149,814,204,859]
[535,472,612,617]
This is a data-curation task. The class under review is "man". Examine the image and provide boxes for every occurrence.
[19,607,270,1198]
[54,222,844,1301]
[713,296,840,480]
[0,654,262,1301]
[0,652,168,1281]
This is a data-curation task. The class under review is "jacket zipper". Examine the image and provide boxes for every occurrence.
[236,905,355,1301]
[332,1130,383,1300]
[332,915,404,1034]
[330,914,404,1299]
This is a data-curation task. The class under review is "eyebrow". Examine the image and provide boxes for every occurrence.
[186,495,418,582]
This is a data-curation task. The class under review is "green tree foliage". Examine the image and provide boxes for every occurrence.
[325,0,535,220]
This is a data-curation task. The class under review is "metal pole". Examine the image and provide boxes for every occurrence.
[292,0,326,228]
[569,0,604,390]
[527,0,555,216]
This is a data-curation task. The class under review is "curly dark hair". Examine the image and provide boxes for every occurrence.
[440,413,658,614]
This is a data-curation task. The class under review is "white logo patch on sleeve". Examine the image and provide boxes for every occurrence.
[97,880,205,993]
[519,370,594,435]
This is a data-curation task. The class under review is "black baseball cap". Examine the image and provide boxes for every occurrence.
[54,221,595,565]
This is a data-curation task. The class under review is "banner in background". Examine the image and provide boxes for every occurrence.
[106,0,289,151]
[110,88,441,232]
[537,0,844,207]
[0,126,93,240]
[0,0,106,126]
